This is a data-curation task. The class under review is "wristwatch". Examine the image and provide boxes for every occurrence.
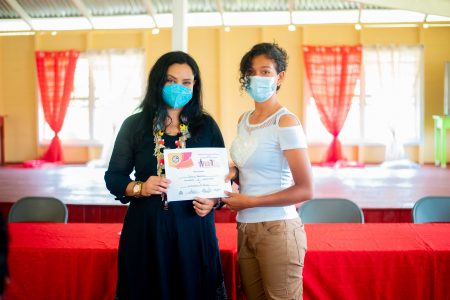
[132,181,143,197]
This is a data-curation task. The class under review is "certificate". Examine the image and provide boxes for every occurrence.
[163,147,232,202]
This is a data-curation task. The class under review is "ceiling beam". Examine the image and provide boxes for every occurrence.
[70,0,94,28]
[5,0,34,30]
[357,3,363,24]
[288,0,294,23]
[142,0,158,28]
[351,0,450,17]
[215,0,225,26]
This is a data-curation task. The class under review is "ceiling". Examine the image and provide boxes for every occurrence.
[0,0,449,31]
[0,0,383,18]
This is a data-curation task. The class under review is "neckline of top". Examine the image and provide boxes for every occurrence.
[245,107,286,127]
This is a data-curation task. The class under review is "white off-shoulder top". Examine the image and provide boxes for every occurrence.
[230,107,308,223]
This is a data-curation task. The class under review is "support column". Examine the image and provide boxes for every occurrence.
[172,0,188,52]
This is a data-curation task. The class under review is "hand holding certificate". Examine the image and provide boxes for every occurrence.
[163,147,232,201]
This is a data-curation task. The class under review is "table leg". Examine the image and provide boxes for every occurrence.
[439,124,447,168]
[434,125,441,166]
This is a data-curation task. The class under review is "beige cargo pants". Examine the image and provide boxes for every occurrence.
[237,218,307,300]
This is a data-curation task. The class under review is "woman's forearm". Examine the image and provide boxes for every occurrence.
[251,183,313,207]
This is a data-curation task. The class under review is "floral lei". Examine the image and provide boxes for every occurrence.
[153,123,190,208]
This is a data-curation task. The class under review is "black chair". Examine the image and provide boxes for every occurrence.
[8,197,68,223]
[298,198,364,224]
[412,196,450,223]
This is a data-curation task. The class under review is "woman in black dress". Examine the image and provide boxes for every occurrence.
[105,51,227,300]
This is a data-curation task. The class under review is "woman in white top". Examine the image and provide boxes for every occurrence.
[223,43,313,300]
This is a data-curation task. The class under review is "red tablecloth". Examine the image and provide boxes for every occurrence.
[410,224,450,300]
[4,223,450,300]
[4,223,238,300]
[302,224,450,300]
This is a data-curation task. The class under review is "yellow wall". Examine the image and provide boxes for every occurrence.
[0,25,449,164]
[1,36,37,161]
[421,27,450,163]
[0,38,3,114]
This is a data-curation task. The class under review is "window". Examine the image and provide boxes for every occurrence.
[305,45,423,146]
[305,81,362,144]
[39,49,146,145]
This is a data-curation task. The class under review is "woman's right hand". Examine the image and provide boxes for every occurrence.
[225,166,238,183]
[141,176,171,197]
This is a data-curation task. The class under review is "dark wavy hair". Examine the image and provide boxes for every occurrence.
[138,51,205,138]
[239,42,288,92]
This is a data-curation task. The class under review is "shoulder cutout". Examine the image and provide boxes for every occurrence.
[238,113,245,124]
[278,114,300,128]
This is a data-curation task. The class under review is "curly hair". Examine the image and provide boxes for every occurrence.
[239,42,288,92]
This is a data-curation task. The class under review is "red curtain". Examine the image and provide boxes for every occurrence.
[35,50,79,162]
[303,45,362,163]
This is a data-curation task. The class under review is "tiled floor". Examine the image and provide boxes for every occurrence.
[0,164,449,207]
[0,165,112,205]
[0,163,449,222]
[312,164,450,208]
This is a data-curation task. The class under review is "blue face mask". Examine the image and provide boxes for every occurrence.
[162,84,193,108]
[246,76,278,103]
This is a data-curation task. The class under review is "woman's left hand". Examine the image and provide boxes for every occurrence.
[222,191,254,212]
[193,197,216,217]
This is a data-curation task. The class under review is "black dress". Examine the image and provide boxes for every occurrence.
[105,112,227,300]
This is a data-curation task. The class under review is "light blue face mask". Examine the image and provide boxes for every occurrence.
[162,84,193,108]
[246,76,278,103]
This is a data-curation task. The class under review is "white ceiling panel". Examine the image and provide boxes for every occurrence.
[0,0,448,31]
